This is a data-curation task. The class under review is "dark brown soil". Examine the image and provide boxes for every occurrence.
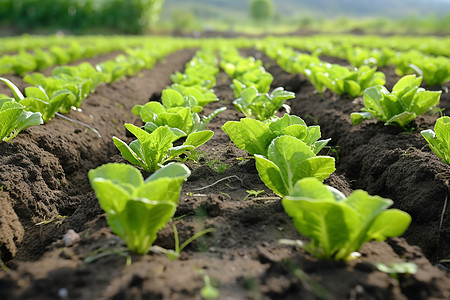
[0,47,449,300]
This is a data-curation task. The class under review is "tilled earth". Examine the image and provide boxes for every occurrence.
[0,47,449,300]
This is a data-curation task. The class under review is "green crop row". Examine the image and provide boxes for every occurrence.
[90,47,225,255]
[218,49,412,261]
[0,36,159,76]
[0,35,80,54]
[0,38,195,142]
[262,43,443,130]
[268,36,450,86]
[117,48,225,173]
[1,37,446,265]
[261,43,386,98]
[313,35,450,58]
[86,46,413,262]
[220,47,295,121]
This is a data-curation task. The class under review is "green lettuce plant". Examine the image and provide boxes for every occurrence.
[315,64,386,98]
[0,97,43,142]
[222,114,330,156]
[255,136,335,196]
[88,163,190,254]
[1,76,76,122]
[171,49,218,89]
[233,86,295,121]
[421,116,450,164]
[282,177,411,260]
[162,85,219,113]
[23,73,88,113]
[351,75,441,128]
[113,124,213,172]
[96,60,127,83]
[220,48,273,96]
[170,64,218,89]
[132,101,225,135]
[220,50,263,79]
[394,51,450,86]
[231,70,273,97]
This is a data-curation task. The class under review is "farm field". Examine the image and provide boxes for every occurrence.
[0,35,449,299]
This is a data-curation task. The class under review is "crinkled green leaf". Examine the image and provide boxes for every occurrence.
[255,136,335,196]
[282,178,411,260]
[421,116,450,164]
[222,118,276,156]
[88,163,189,254]
[161,89,185,108]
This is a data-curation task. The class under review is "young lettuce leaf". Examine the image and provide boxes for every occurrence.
[351,75,441,128]
[282,177,411,261]
[220,47,273,97]
[0,76,76,122]
[222,114,330,156]
[421,116,450,164]
[132,101,225,135]
[113,124,213,172]
[0,97,43,142]
[88,163,190,254]
[233,86,295,121]
[315,64,386,98]
[255,136,335,196]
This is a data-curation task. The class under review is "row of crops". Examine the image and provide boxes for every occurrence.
[2,35,448,160]
[0,34,448,278]
[64,39,416,261]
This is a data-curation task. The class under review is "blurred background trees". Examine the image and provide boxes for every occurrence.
[0,0,165,34]
[250,0,274,23]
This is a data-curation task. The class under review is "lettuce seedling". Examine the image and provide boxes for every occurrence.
[171,49,218,89]
[304,65,327,94]
[0,97,43,142]
[351,75,441,128]
[23,73,87,113]
[220,51,263,79]
[96,60,127,83]
[88,163,190,254]
[113,124,213,172]
[170,72,215,89]
[231,69,273,97]
[162,85,219,113]
[132,101,225,135]
[255,136,335,196]
[233,86,295,121]
[23,62,108,113]
[21,87,76,122]
[421,116,450,164]
[416,56,450,87]
[1,76,76,122]
[52,62,107,93]
[282,178,411,260]
[220,48,273,96]
[394,52,450,87]
[315,64,386,98]
[222,114,330,156]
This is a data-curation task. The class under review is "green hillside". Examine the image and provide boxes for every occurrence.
[161,0,450,19]
[161,0,450,34]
